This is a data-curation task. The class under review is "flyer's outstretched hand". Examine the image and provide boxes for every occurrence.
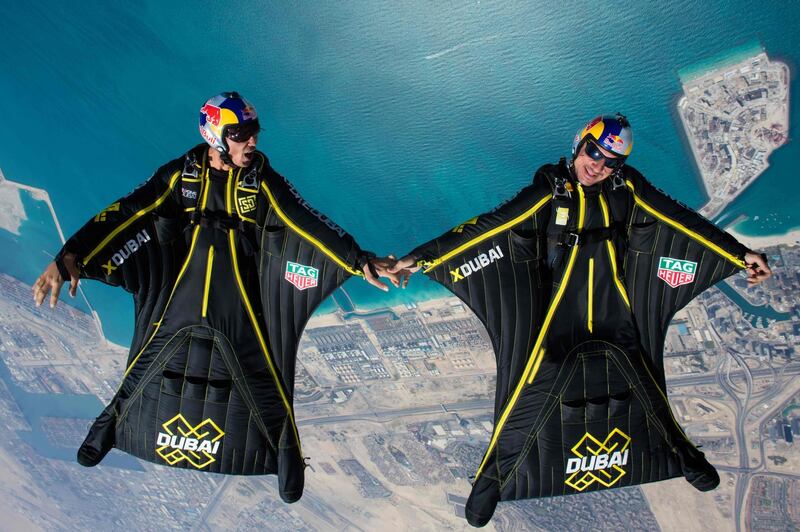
[362,256,405,291]
[388,255,421,289]
[744,251,771,286]
[32,253,79,308]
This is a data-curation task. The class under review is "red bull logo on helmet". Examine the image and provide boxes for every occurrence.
[241,104,257,121]
[602,133,625,153]
[201,103,222,126]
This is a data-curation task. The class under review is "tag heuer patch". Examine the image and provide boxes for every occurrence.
[657,257,697,288]
[555,207,570,226]
[285,261,319,290]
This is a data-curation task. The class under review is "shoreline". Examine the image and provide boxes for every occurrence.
[674,94,712,205]
[678,39,763,83]
[727,225,800,249]
[0,168,109,343]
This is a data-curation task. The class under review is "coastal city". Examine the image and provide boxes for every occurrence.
[0,48,798,531]
[677,51,790,219]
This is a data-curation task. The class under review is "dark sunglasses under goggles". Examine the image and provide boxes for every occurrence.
[226,120,261,143]
[584,140,626,169]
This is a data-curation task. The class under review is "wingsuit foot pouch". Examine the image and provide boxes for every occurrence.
[77,405,117,467]
[676,443,720,492]
[464,475,500,528]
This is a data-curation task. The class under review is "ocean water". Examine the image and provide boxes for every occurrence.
[1,1,799,345]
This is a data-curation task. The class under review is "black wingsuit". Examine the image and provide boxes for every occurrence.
[407,159,749,526]
[56,145,369,503]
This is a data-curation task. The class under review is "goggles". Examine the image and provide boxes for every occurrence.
[226,119,261,143]
[585,140,626,169]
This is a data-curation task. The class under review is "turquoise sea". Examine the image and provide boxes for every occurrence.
[1,1,799,346]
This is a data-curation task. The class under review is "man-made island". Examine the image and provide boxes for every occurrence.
[677,47,789,219]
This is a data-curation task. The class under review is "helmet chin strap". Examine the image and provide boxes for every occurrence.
[217,139,242,168]
[219,149,235,167]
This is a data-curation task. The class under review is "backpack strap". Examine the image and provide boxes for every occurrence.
[179,148,205,211]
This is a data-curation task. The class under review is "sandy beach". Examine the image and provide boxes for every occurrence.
[727,226,800,248]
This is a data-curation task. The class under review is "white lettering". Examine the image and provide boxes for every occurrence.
[566,449,629,474]
[155,432,222,455]
[108,229,151,269]
[566,457,581,474]
[452,245,506,283]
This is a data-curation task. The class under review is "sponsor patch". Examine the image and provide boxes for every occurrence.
[555,207,570,226]
[452,216,479,233]
[285,261,319,290]
[201,103,222,126]
[565,428,631,491]
[181,187,198,200]
[237,195,256,213]
[450,245,504,283]
[602,133,625,153]
[101,228,151,275]
[94,202,120,222]
[657,257,697,288]
[156,413,224,469]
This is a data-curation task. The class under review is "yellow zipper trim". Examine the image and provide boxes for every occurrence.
[588,257,594,333]
[120,224,202,380]
[599,195,631,308]
[423,195,551,273]
[201,246,214,318]
[260,181,363,277]
[625,180,745,268]
[200,168,212,211]
[84,170,182,264]
[473,185,584,481]
[228,229,302,453]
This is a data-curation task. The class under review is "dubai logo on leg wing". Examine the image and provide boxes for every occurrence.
[285,261,319,290]
[657,257,697,288]
[564,428,631,491]
[155,413,225,469]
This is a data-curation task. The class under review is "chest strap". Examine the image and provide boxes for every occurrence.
[556,223,625,248]
[190,211,246,231]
